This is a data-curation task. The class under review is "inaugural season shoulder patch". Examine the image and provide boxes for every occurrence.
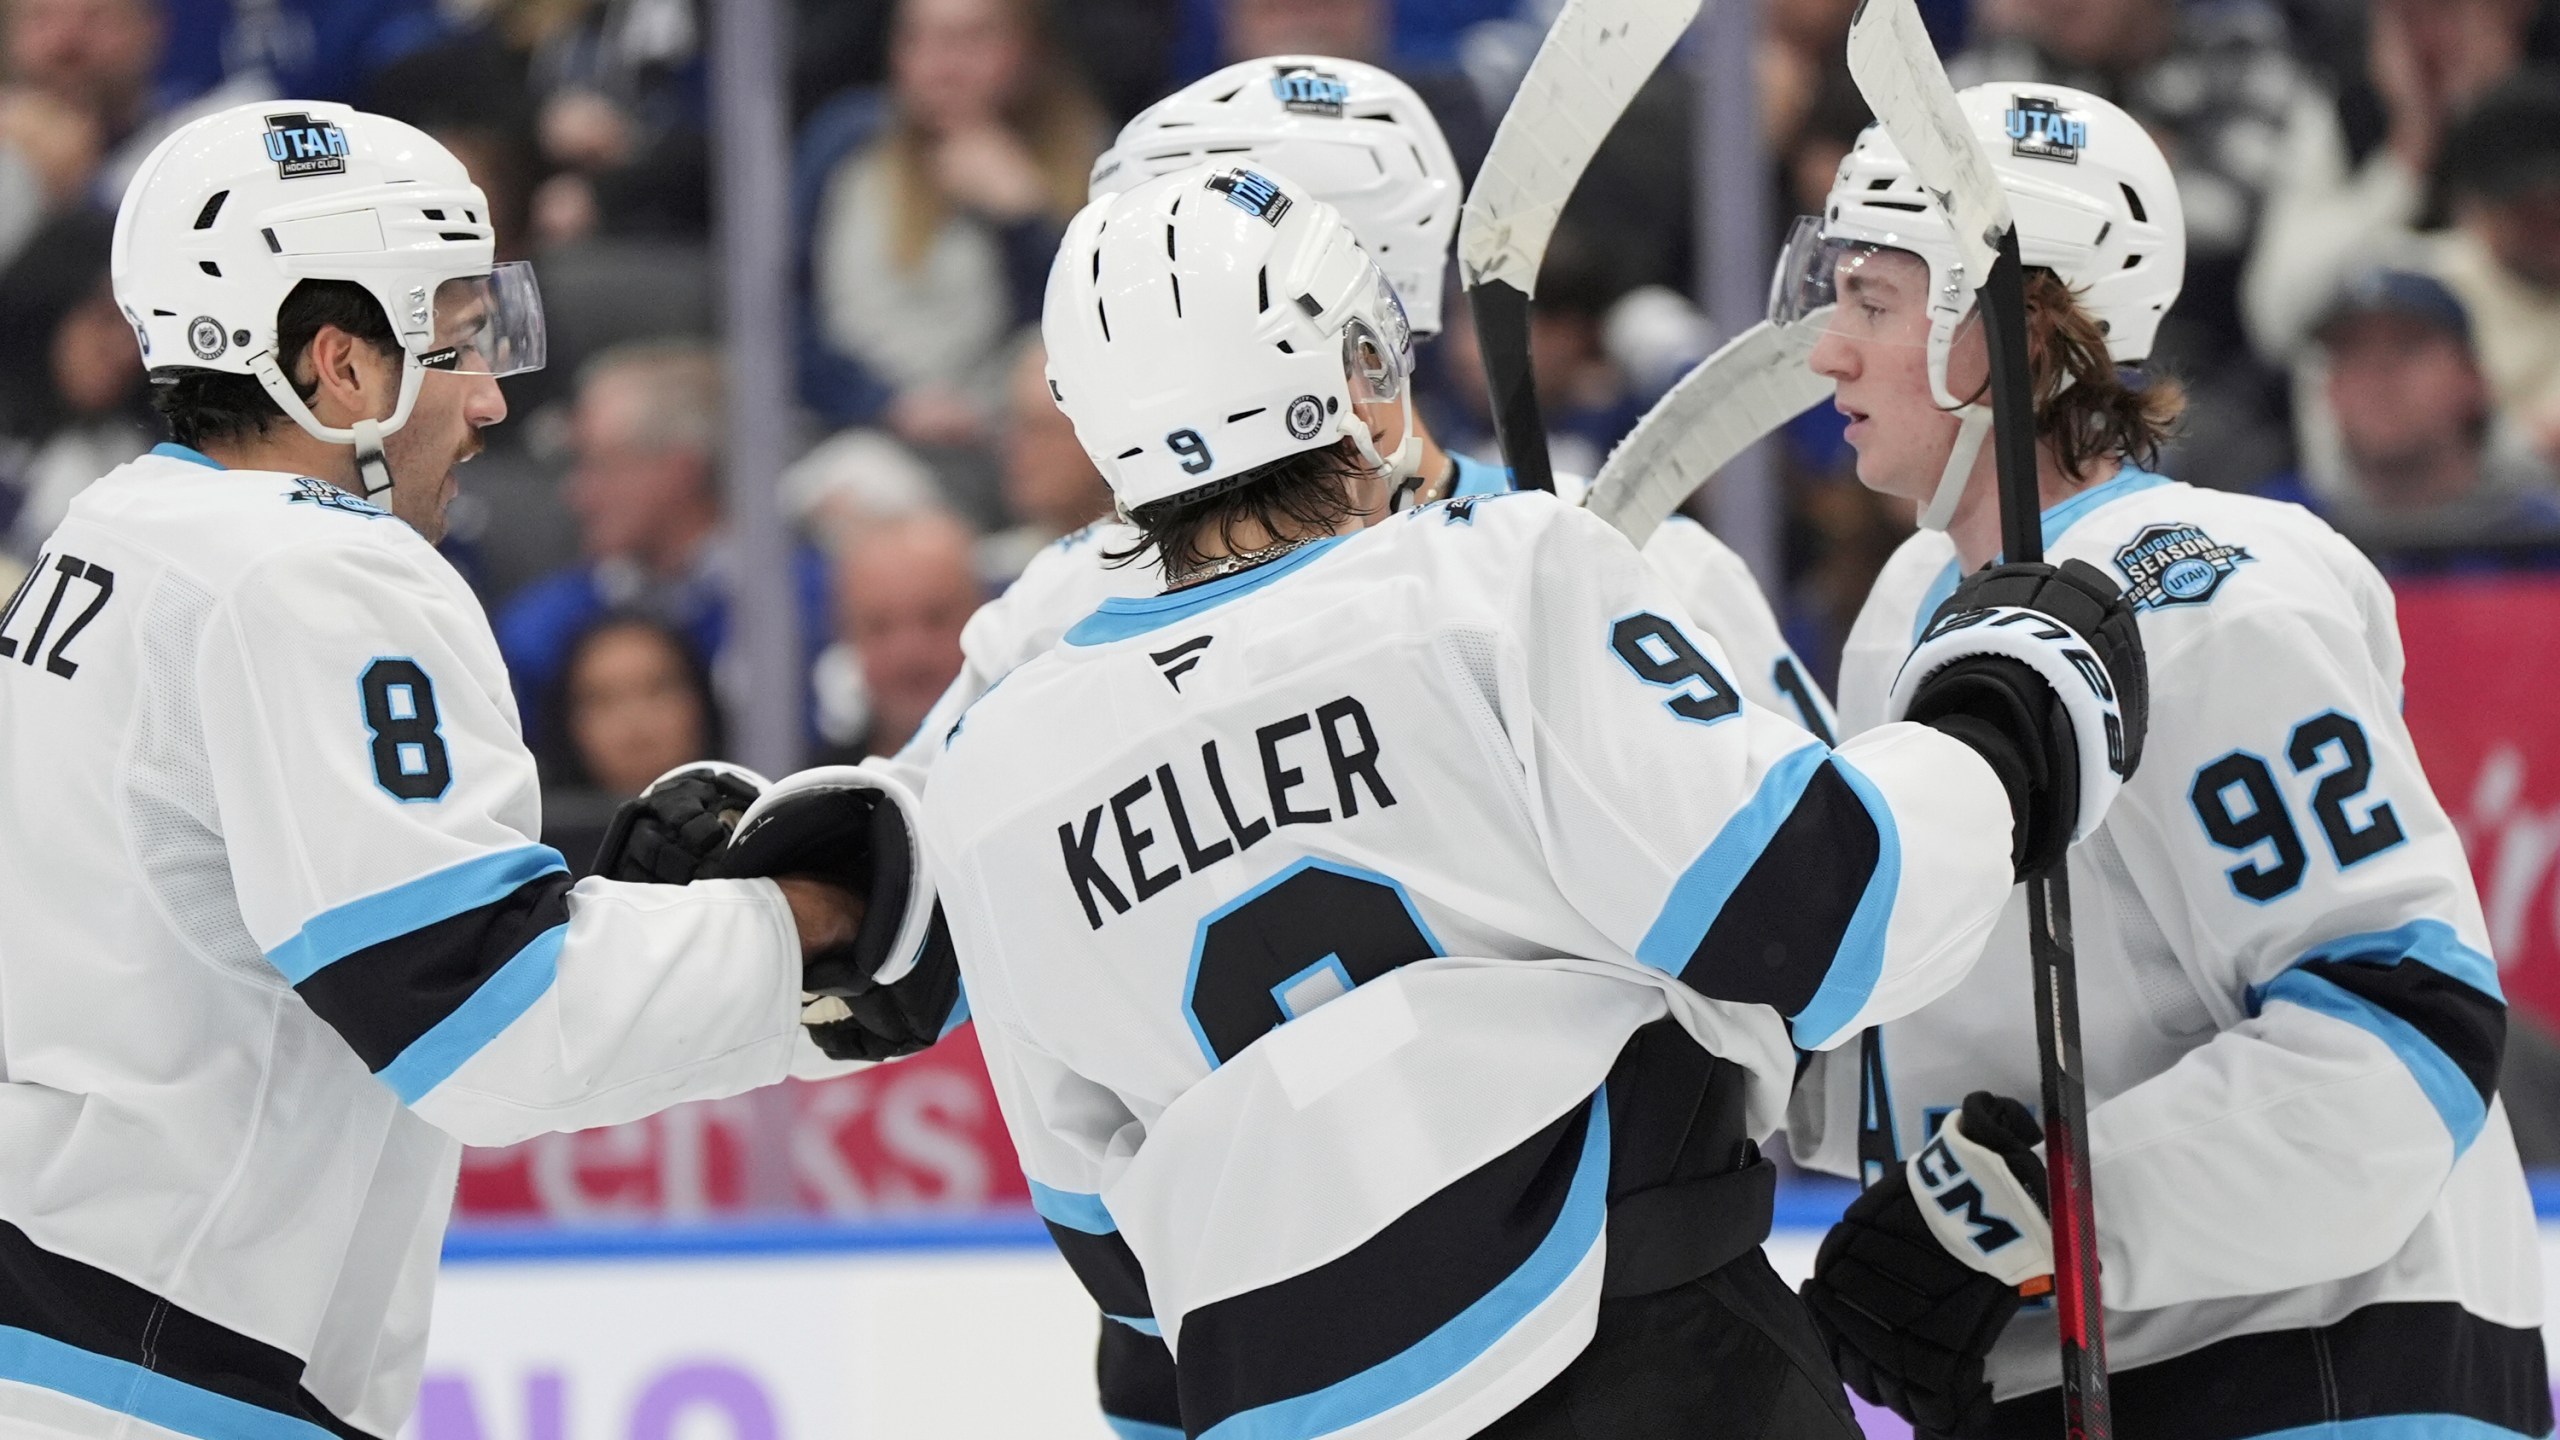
[284,475,388,518]
[2112,521,2251,610]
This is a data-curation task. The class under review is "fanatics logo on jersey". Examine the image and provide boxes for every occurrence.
[263,112,350,179]
[1152,635,1211,691]
[1271,66,1350,117]
[283,475,388,518]
[2005,96,2085,164]
[2112,521,2252,610]
[1208,168,1293,226]
[187,316,227,360]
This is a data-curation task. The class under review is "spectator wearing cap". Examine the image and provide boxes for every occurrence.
[2244,0,2537,361]
[2265,267,2560,549]
[2432,70,2560,464]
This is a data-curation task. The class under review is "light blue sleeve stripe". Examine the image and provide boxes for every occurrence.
[2253,1415,2548,1439]
[1105,1313,1164,1337]
[0,1325,341,1440]
[2296,919,2503,1002]
[266,843,567,983]
[377,922,566,1104]
[1634,744,1829,973]
[1027,1179,1118,1236]
[1788,755,1904,1051]
[1199,1097,1611,1440]
[2256,969,2489,1156]
[1107,1418,1187,1440]
[937,981,972,1039]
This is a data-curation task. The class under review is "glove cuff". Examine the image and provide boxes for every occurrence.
[1886,603,2127,843]
[728,765,940,986]
[1909,1112,2054,1288]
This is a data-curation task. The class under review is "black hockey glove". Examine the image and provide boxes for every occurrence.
[1802,1092,2053,1438]
[705,766,961,1062]
[1887,559,2147,876]
[591,762,770,883]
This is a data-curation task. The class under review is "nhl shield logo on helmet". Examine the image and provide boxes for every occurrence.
[2006,95,2086,163]
[1286,394,1325,440]
[261,112,350,179]
[1270,65,1350,117]
[1207,168,1293,226]
[187,316,226,360]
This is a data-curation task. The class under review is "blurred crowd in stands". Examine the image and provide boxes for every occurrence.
[11,0,2560,858]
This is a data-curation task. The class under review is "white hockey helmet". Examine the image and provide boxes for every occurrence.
[1044,162,1422,513]
[111,101,545,498]
[1772,82,2181,529]
[1089,56,1461,338]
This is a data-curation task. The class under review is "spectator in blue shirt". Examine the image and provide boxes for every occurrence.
[495,341,828,743]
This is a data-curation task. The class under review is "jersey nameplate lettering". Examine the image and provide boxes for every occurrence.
[0,551,116,680]
[1059,695,1395,929]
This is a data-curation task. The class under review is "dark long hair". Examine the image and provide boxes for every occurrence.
[1107,439,1379,579]
[538,611,726,791]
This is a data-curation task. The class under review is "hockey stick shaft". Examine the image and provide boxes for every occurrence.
[1472,279,1556,493]
[1984,204,2113,1440]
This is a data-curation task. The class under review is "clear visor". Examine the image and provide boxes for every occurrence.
[1341,268,1412,405]
[422,261,546,378]
[1767,214,1960,349]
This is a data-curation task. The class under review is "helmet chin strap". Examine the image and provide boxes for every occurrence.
[1348,389,1426,500]
[1917,404,1992,532]
[251,350,422,505]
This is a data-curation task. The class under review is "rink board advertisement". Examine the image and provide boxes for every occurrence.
[2396,571,2560,1030]
[408,1210,2560,1440]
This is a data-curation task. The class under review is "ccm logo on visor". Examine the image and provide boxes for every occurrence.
[2006,96,2085,163]
[1208,169,1293,226]
[263,112,350,179]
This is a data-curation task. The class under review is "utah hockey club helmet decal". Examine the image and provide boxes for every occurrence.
[2005,96,2085,164]
[1270,65,1350,116]
[1209,168,1293,225]
[261,112,351,179]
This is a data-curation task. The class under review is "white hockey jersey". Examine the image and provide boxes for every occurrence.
[1794,466,2549,1438]
[0,446,822,1440]
[879,453,1837,797]
[919,489,2018,1439]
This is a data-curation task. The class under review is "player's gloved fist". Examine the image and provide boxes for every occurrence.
[705,766,959,1062]
[1802,1092,2053,1437]
[591,762,771,883]
[1886,558,2147,876]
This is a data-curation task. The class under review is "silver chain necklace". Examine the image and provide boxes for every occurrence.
[1166,532,1327,590]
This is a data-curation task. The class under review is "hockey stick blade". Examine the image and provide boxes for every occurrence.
[1583,314,1834,547]
[1462,0,1704,493]
[1845,1,2113,1433]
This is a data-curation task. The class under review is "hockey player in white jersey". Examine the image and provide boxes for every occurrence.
[1782,84,2549,1439]
[886,55,1840,798]
[0,102,894,1440]
[910,159,2149,1439]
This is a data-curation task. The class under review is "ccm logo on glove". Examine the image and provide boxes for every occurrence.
[1911,1104,2054,1291]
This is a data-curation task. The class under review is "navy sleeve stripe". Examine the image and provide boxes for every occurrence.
[294,868,575,1079]
[266,844,567,983]
[1098,1320,1184,1439]
[2249,921,2505,1156]
[1636,744,1898,1049]
[1177,1095,1609,1439]
[1045,1222,1154,1322]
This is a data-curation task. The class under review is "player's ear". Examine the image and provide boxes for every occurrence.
[299,324,398,427]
